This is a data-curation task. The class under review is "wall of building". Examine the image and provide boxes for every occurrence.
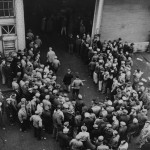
[100,0,150,42]
[0,18,16,53]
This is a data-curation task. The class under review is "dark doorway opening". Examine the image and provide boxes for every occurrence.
[23,0,96,36]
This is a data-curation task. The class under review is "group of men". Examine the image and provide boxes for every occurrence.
[68,33,150,150]
[0,27,150,150]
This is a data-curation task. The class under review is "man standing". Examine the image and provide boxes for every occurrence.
[133,69,143,90]
[68,34,74,54]
[47,47,56,67]
[30,111,43,140]
[34,35,42,48]
[69,134,83,150]
[63,69,73,92]
[72,75,83,100]
[18,105,28,132]
[52,56,60,73]
[52,105,64,140]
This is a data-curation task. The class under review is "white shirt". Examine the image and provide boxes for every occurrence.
[118,142,128,150]
[47,50,56,63]
[77,131,90,141]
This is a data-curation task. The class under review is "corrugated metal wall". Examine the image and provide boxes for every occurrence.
[100,0,150,42]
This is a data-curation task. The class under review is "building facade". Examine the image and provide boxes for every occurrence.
[0,0,25,56]
[92,0,150,43]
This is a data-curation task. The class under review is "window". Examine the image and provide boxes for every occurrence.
[2,25,16,35]
[0,0,14,17]
[3,40,16,55]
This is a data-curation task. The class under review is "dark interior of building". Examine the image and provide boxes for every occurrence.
[23,0,96,35]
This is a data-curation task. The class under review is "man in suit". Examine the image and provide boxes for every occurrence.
[63,69,73,93]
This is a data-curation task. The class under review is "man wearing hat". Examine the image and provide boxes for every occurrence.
[109,130,120,149]
[137,109,148,132]
[75,94,85,114]
[24,62,34,76]
[42,95,52,133]
[42,105,52,134]
[82,112,93,132]
[97,135,109,150]
[92,51,98,62]
[63,69,73,93]
[25,88,34,101]
[88,46,94,62]
[30,111,43,140]
[52,105,64,140]
[133,69,143,90]
[88,59,96,78]
[95,135,104,147]
[119,108,130,124]
[118,140,128,150]
[112,115,119,130]
[62,103,73,123]
[102,71,110,94]
[18,98,27,109]
[18,105,28,132]
[106,100,114,114]
[12,78,19,91]
[57,126,71,150]
[70,134,83,150]
[52,56,60,73]
[91,99,101,116]
[75,35,82,55]
[127,118,139,142]
[72,75,84,100]
[42,95,51,111]
[21,80,29,98]
[119,121,127,141]
[5,97,17,125]
[90,123,100,142]
[21,55,27,69]
[93,62,99,85]
[47,47,56,67]
[34,35,42,47]
[104,124,113,143]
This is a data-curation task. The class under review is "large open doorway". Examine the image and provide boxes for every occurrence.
[23,0,96,36]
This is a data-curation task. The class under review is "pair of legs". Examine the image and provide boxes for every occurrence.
[72,89,79,100]
[20,119,28,132]
[34,127,42,140]
[64,84,71,93]
[61,27,66,36]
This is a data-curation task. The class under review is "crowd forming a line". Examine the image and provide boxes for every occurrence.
[0,27,150,150]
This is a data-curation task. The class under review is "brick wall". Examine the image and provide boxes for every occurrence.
[100,0,150,42]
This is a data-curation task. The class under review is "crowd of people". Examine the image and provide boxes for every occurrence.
[0,27,150,150]
[71,34,150,150]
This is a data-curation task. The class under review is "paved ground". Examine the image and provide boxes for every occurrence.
[1,34,150,150]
